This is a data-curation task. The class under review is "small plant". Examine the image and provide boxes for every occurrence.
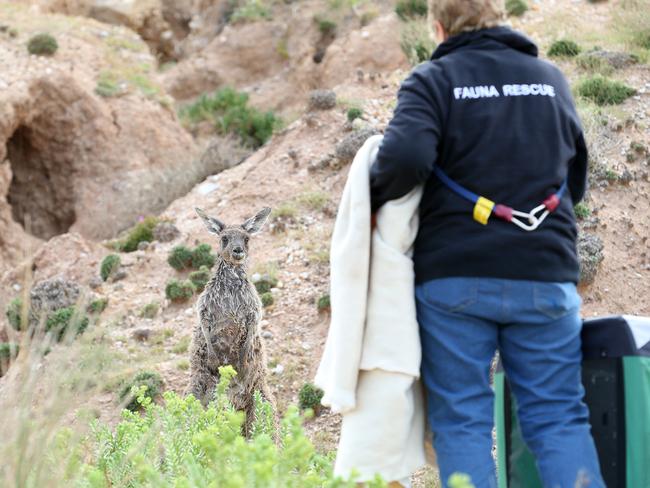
[176,359,190,371]
[189,266,211,292]
[0,343,19,375]
[506,0,528,16]
[168,245,194,270]
[165,279,196,303]
[254,274,279,294]
[114,216,158,252]
[100,254,121,281]
[88,298,109,314]
[315,16,337,36]
[118,370,164,411]
[191,243,216,269]
[604,168,619,182]
[95,73,121,97]
[271,202,298,220]
[548,39,581,57]
[6,297,25,331]
[317,294,331,312]
[298,382,324,414]
[172,335,191,354]
[347,107,363,122]
[27,33,58,56]
[231,0,271,23]
[260,292,274,307]
[574,202,591,220]
[400,20,436,65]
[395,0,427,20]
[45,307,89,342]
[297,191,330,211]
[140,302,159,319]
[576,52,613,75]
[576,76,636,106]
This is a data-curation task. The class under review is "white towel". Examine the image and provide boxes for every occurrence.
[315,135,431,482]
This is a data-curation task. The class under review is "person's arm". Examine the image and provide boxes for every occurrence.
[567,131,588,205]
[370,66,444,213]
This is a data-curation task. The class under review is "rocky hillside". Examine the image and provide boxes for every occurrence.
[1,0,649,484]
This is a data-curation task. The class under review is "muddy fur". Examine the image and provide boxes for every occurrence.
[187,207,276,435]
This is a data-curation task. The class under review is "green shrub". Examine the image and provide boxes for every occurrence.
[315,16,337,36]
[347,107,363,122]
[45,307,89,342]
[180,87,279,148]
[95,76,121,97]
[400,20,436,66]
[100,254,121,281]
[298,382,324,413]
[165,279,195,303]
[260,292,274,307]
[114,216,158,252]
[0,343,19,375]
[506,0,528,16]
[191,243,216,269]
[395,0,428,20]
[140,302,159,319]
[27,33,58,56]
[168,245,194,270]
[317,294,331,312]
[548,39,581,57]
[576,52,613,75]
[231,0,271,23]
[576,76,636,105]
[118,370,164,411]
[6,297,25,331]
[189,266,211,292]
[254,274,279,294]
[88,298,108,314]
[574,202,591,220]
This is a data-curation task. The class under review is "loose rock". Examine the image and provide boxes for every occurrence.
[308,89,337,111]
[335,127,381,164]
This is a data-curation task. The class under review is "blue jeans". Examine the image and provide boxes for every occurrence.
[415,278,605,488]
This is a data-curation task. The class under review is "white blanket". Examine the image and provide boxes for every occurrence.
[315,135,431,482]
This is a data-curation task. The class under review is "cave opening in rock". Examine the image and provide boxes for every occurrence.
[6,125,77,240]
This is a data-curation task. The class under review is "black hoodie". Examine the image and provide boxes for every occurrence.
[370,27,587,284]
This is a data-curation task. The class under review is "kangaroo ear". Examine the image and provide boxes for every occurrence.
[242,207,271,234]
[195,207,225,235]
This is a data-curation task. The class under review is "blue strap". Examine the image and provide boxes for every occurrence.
[432,165,479,204]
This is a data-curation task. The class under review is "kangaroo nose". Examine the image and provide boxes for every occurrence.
[233,247,243,254]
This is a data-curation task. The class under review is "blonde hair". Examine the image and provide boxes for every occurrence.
[428,0,506,36]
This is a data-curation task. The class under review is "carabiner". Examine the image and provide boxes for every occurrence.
[509,204,550,232]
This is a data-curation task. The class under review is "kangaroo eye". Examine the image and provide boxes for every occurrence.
[244,237,250,245]
[221,236,228,246]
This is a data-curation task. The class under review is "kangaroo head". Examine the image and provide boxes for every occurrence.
[195,207,271,266]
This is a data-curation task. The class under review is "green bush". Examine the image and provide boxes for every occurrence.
[315,17,337,36]
[88,298,109,314]
[168,245,194,270]
[180,87,279,148]
[189,266,211,292]
[6,297,25,331]
[548,39,581,57]
[192,243,216,269]
[45,307,89,342]
[298,382,324,413]
[395,0,428,20]
[118,370,164,411]
[400,20,436,66]
[260,292,274,307]
[576,76,636,105]
[506,0,528,16]
[27,33,58,56]
[574,202,591,220]
[347,107,363,122]
[165,279,196,303]
[231,0,271,23]
[114,216,158,252]
[0,343,19,375]
[317,294,331,312]
[140,302,159,319]
[100,254,121,281]
[254,274,279,294]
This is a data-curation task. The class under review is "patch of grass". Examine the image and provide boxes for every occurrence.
[298,382,324,413]
[574,202,591,220]
[165,279,196,303]
[176,359,190,371]
[231,0,271,23]
[548,39,581,57]
[297,191,330,212]
[118,370,164,411]
[271,202,298,219]
[506,0,528,16]
[45,307,89,342]
[576,52,614,75]
[576,76,636,105]
[113,216,159,252]
[395,0,427,21]
[27,32,58,55]
[346,107,363,122]
[276,37,289,60]
[315,16,337,36]
[140,302,159,319]
[189,266,211,292]
[95,72,122,97]
[6,297,25,331]
[0,343,19,375]
[88,298,108,314]
[260,292,274,307]
[615,0,650,49]
[604,168,619,182]
[172,335,191,354]
[100,254,121,281]
[179,87,279,149]
[316,294,331,313]
[400,20,436,66]
[191,244,216,269]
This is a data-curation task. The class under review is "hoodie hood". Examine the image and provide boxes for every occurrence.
[431,26,538,60]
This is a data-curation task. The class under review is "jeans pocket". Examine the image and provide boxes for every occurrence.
[421,278,479,313]
[533,282,581,320]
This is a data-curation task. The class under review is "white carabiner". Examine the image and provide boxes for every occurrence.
[510,204,550,232]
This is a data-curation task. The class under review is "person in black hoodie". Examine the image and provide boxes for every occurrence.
[370,1,605,487]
